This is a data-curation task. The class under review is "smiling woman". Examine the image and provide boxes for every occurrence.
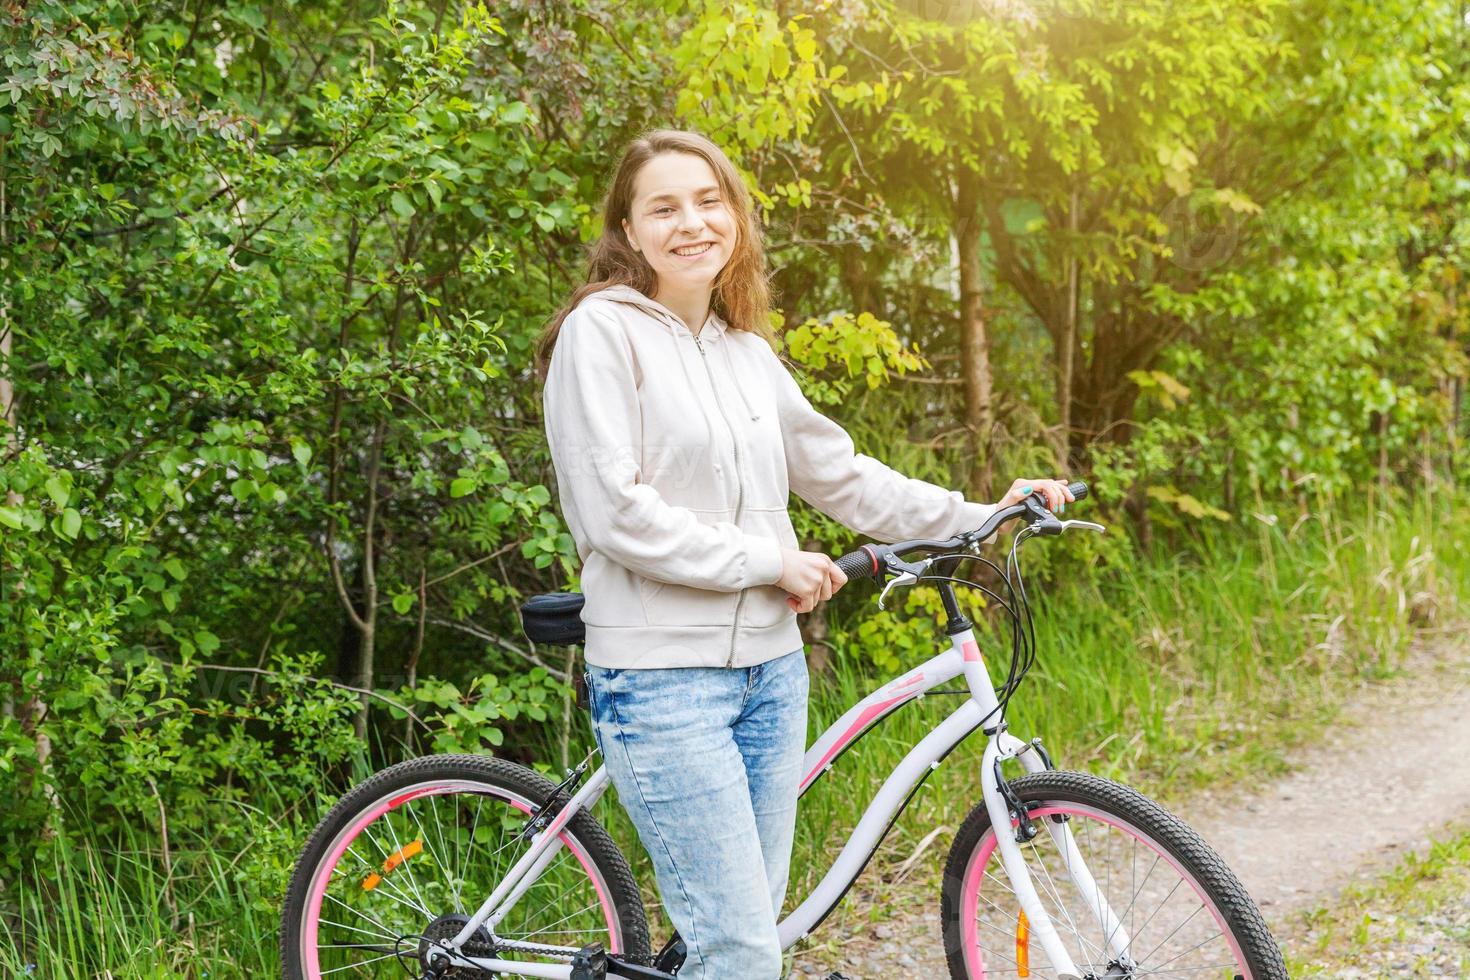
[527,128,1070,980]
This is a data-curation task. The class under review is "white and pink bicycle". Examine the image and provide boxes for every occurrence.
[281,482,1287,979]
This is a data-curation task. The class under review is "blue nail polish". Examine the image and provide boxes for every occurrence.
[1021,485,1032,496]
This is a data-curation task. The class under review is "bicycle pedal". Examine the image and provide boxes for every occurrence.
[571,944,608,980]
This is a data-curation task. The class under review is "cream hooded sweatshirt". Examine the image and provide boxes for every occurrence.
[542,284,997,670]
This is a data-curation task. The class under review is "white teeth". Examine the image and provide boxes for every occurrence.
[673,242,712,256]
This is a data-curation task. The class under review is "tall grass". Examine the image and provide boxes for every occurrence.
[3,495,1465,975]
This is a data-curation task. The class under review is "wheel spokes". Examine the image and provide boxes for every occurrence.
[969,805,1243,980]
[308,783,617,976]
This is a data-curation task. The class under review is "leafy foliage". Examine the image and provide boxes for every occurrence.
[1,0,1466,971]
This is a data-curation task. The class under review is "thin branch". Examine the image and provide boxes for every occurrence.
[822,91,875,185]
[418,541,522,593]
[425,617,567,681]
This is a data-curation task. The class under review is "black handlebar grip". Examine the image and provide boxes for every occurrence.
[1068,481,1089,502]
[835,547,881,582]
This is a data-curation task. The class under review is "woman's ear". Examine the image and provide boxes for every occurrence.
[621,218,639,253]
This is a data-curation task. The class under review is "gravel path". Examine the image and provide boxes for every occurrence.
[788,634,1470,978]
[1190,639,1470,919]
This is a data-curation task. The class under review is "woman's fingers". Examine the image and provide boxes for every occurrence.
[783,555,851,615]
[998,476,1077,511]
[829,559,848,589]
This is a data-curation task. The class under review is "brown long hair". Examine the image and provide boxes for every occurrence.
[534,129,774,380]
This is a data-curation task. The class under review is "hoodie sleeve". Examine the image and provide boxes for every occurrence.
[762,344,997,543]
[543,305,785,592]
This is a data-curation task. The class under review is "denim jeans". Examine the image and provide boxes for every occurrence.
[584,649,809,980]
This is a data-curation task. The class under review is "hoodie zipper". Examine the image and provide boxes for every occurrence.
[693,331,747,669]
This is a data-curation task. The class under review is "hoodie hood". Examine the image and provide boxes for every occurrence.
[578,283,728,339]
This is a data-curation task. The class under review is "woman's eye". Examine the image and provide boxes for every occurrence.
[702,198,720,206]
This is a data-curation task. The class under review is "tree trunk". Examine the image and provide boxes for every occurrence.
[352,415,387,739]
[838,243,877,316]
[1057,185,1079,473]
[954,169,995,500]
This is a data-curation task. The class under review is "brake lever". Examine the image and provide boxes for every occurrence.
[1021,496,1107,537]
[877,571,916,610]
[1059,520,1106,534]
[877,556,933,610]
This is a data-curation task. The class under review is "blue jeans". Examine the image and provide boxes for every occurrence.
[584,649,808,980]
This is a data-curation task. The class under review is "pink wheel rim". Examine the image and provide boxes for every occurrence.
[299,780,621,978]
[958,803,1252,979]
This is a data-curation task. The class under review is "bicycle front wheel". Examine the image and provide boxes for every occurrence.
[281,754,650,978]
[940,770,1285,980]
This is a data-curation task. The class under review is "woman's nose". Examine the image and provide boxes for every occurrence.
[677,205,704,233]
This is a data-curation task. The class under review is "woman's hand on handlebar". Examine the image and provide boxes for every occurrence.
[777,549,849,614]
[997,477,1075,514]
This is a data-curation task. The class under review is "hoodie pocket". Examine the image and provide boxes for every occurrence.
[738,506,801,629]
[740,582,796,629]
[637,576,739,628]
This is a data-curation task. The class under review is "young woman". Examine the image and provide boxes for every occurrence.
[537,129,1072,980]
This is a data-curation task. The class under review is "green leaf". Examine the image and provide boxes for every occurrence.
[291,439,312,467]
[392,592,414,615]
[61,508,81,540]
[44,475,70,508]
[391,191,415,218]
[449,477,476,498]
[0,506,23,530]
[194,630,220,655]
[163,558,187,581]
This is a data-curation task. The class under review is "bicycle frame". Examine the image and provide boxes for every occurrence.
[439,626,1129,979]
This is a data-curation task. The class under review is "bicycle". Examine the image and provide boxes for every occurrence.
[281,481,1288,979]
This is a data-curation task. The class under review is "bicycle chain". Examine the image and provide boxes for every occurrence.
[430,934,588,961]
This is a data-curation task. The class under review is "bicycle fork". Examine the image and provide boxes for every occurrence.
[959,630,1133,978]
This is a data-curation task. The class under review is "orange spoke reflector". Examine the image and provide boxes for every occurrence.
[1016,909,1030,977]
[362,839,424,891]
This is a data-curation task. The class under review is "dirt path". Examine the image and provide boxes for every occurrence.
[1190,636,1470,917]
[790,633,1470,977]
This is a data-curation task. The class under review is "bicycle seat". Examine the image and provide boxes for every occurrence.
[519,591,586,646]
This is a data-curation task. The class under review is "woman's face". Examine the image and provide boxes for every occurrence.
[621,152,735,296]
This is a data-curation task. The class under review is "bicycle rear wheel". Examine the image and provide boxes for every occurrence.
[940,770,1285,980]
[281,754,649,978]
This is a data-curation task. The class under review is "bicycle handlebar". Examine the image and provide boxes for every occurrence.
[834,481,1090,582]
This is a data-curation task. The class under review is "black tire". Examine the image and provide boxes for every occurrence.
[281,754,650,978]
[940,770,1286,980]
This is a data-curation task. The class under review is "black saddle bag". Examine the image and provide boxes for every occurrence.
[518,591,586,646]
[519,592,588,709]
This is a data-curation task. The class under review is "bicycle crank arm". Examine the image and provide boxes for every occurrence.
[569,944,678,980]
[443,949,677,980]
[606,957,678,980]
